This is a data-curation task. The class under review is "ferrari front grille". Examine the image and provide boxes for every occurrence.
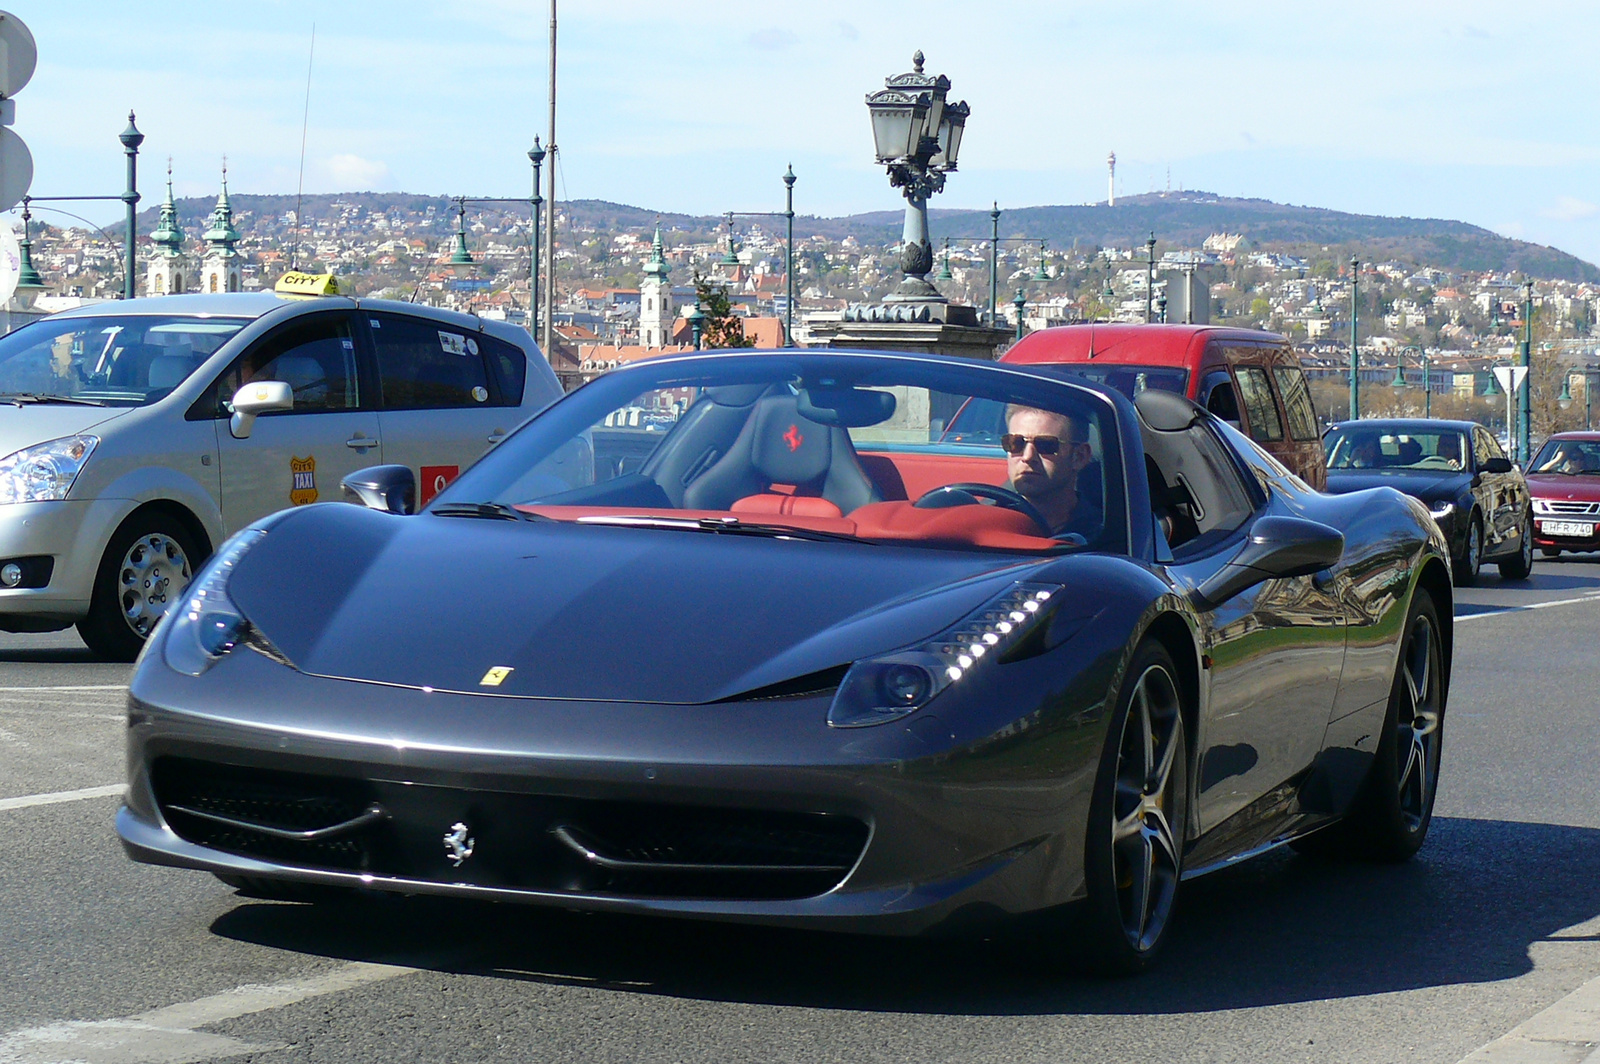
[149,756,868,901]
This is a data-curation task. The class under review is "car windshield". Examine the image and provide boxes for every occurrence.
[1531,439,1600,475]
[437,353,1127,555]
[1325,426,1468,471]
[0,314,248,407]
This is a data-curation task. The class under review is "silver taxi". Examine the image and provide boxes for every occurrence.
[0,292,565,659]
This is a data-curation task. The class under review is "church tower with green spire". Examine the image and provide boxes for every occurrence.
[145,160,189,296]
[639,224,674,348]
[201,159,242,294]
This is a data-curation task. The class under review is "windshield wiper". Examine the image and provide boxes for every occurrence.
[0,392,107,407]
[576,514,869,545]
[430,501,547,522]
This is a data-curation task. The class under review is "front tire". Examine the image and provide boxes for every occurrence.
[1497,512,1534,580]
[77,513,199,662]
[1296,590,1444,862]
[1452,514,1482,587]
[1081,641,1190,975]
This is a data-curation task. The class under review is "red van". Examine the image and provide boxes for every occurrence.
[1000,324,1327,490]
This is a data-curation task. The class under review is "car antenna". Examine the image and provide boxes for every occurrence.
[1088,320,1096,359]
[291,23,315,272]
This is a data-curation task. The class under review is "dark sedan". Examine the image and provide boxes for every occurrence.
[119,351,1453,974]
[1324,418,1533,585]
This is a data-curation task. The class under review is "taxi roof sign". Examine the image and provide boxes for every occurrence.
[274,271,340,298]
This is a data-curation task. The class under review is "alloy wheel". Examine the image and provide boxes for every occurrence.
[1466,521,1481,575]
[118,533,192,638]
[1111,663,1184,951]
[1395,611,1442,831]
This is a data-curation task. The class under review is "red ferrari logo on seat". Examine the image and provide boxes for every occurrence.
[783,424,804,452]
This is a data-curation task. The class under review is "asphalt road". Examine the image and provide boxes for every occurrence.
[3,556,1600,1064]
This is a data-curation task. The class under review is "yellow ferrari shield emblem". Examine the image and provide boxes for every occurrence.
[289,455,318,505]
[479,666,514,687]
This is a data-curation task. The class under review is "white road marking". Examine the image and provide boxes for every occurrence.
[1455,968,1600,1062]
[0,784,124,812]
[1457,591,1600,623]
[0,961,417,1064]
[0,684,128,692]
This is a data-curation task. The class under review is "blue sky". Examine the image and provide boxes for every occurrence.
[13,1,1600,263]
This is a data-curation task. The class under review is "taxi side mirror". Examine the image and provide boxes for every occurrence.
[229,381,294,439]
[341,465,416,515]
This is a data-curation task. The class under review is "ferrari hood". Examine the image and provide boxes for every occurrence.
[1324,468,1468,502]
[228,504,1038,704]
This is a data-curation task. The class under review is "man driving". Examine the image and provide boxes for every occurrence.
[1003,404,1100,539]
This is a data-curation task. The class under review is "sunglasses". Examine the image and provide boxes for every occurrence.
[1001,433,1063,456]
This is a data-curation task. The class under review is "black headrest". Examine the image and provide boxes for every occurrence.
[1136,389,1205,432]
[750,397,832,484]
[703,383,769,407]
[797,386,896,427]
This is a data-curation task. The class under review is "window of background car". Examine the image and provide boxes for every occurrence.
[1043,363,1188,401]
[369,315,493,409]
[439,357,1127,555]
[0,315,248,407]
[1476,426,1507,463]
[1530,439,1600,474]
[1233,365,1285,442]
[478,333,527,406]
[203,316,359,417]
[1272,365,1321,441]
[1199,370,1242,425]
[1325,427,1467,471]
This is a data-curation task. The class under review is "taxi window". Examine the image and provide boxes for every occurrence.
[204,316,361,417]
[1272,365,1320,441]
[478,333,527,406]
[369,315,493,410]
[1234,366,1285,442]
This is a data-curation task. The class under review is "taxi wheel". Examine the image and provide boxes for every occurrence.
[78,514,200,662]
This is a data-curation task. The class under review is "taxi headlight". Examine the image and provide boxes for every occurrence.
[164,529,268,676]
[828,583,1061,728]
[0,435,98,504]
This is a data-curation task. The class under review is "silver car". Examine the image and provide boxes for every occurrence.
[0,292,564,659]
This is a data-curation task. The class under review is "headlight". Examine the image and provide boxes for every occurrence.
[163,528,268,676]
[828,582,1061,728]
[0,435,97,504]
[1429,502,1455,520]
[1532,499,1553,515]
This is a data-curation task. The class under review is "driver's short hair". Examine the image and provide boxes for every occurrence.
[1003,403,1088,444]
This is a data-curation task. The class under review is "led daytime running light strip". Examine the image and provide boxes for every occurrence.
[933,583,1058,683]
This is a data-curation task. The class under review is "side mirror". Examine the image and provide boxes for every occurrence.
[229,381,294,439]
[1481,457,1513,474]
[341,465,416,515]
[1194,516,1344,609]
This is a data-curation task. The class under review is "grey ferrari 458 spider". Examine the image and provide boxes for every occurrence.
[119,350,1452,972]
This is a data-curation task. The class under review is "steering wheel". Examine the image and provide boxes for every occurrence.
[913,482,1052,536]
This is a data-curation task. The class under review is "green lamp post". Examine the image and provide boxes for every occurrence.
[528,138,546,336]
[1033,240,1049,283]
[936,237,953,282]
[1144,233,1156,323]
[1348,257,1361,420]
[448,198,474,278]
[118,112,143,300]
[720,213,739,266]
[1519,280,1534,462]
[13,203,45,308]
[685,303,705,350]
[1013,287,1026,340]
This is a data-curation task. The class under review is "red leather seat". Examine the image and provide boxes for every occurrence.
[730,494,844,518]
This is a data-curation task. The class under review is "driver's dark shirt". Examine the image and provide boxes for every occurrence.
[1052,493,1102,542]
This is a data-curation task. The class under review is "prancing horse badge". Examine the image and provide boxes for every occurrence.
[443,822,475,866]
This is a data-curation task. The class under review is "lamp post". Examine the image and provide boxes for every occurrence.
[1348,257,1361,421]
[936,237,953,282]
[118,112,142,300]
[1519,279,1534,463]
[783,164,796,346]
[1013,288,1027,340]
[528,138,546,337]
[864,50,969,304]
[448,198,474,279]
[685,303,705,350]
[720,213,739,266]
[1144,233,1157,323]
[1391,344,1431,418]
[1033,241,1050,283]
[989,202,1000,325]
[12,203,45,309]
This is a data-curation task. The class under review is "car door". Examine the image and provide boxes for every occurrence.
[210,311,382,532]
[1473,426,1515,550]
[364,313,514,506]
[1154,420,1346,834]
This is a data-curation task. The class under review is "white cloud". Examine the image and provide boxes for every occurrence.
[1546,196,1598,222]
[324,154,389,189]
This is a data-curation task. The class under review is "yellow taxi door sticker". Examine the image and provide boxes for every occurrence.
[290,455,318,505]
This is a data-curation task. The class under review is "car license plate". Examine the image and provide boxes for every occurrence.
[1541,520,1595,537]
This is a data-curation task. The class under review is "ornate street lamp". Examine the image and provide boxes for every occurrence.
[865,50,969,303]
[936,237,953,282]
[685,303,705,350]
[1013,288,1027,340]
[448,197,474,278]
[13,202,46,308]
[528,138,546,336]
[1144,233,1156,323]
[1032,241,1049,283]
